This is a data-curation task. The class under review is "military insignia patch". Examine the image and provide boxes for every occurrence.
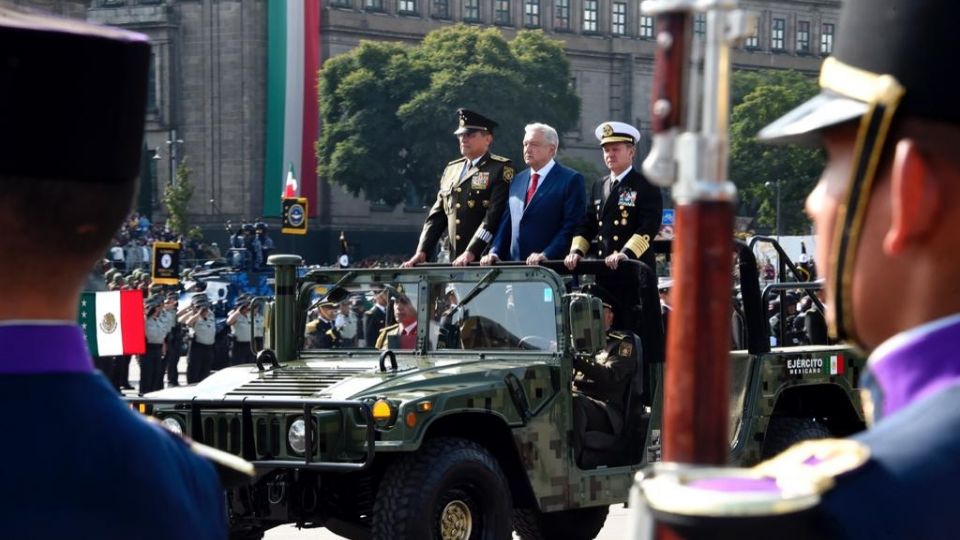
[618,190,637,207]
[602,123,614,137]
[619,341,633,357]
[472,172,490,190]
[503,167,515,182]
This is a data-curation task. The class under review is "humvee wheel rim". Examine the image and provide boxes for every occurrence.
[439,499,473,540]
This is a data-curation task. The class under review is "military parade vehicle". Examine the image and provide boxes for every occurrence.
[131,242,866,540]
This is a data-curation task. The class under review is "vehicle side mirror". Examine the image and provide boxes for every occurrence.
[567,293,604,355]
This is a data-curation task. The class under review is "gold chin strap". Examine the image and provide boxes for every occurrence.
[818,57,905,346]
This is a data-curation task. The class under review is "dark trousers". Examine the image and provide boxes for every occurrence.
[112,355,131,389]
[165,334,181,386]
[139,344,164,394]
[231,340,254,366]
[187,342,214,384]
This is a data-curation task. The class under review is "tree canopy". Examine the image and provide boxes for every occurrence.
[317,26,580,207]
[729,70,824,235]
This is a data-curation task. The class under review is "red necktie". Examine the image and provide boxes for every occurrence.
[525,172,540,206]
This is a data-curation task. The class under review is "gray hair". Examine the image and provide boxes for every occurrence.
[524,123,559,149]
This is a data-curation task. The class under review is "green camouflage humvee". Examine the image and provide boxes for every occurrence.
[132,245,866,540]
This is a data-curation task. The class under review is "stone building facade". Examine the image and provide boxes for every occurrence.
[16,0,838,262]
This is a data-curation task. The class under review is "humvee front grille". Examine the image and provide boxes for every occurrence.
[226,367,368,397]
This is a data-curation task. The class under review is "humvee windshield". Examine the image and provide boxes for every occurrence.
[428,281,558,352]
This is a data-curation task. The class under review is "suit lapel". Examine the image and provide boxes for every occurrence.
[522,164,558,217]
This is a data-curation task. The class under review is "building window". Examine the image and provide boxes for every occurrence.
[495,0,511,25]
[583,0,598,33]
[820,23,834,55]
[554,0,569,30]
[797,21,810,54]
[329,0,352,7]
[640,15,654,39]
[363,0,384,10]
[771,18,785,51]
[524,0,539,26]
[398,0,417,13]
[463,0,480,21]
[147,52,158,113]
[694,13,706,37]
[433,0,449,18]
[612,2,626,35]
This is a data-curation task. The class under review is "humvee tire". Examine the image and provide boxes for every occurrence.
[514,505,609,540]
[372,437,512,540]
[761,417,833,458]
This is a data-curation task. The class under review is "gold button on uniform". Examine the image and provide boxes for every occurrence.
[456,187,462,193]
[619,205,625,210]
[456,235,461,240]
[598,221,603,227]
[456,203,461,208]
[613,235,619,241]
[455,219,461,224]
[598,235,603,241]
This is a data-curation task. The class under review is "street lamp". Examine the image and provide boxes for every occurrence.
[165,128,184,185]
[764,178,782,241]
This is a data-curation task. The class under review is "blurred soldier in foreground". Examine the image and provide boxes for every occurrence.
[0,8,243,538]
[642,1,960,538]
[402,109,514,267]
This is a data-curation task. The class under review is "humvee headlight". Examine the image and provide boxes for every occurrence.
[371,399,397,429]
[161,417,184,436]
[288,418,307,454]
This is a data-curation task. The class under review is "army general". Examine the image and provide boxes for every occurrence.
[401,109,514,267]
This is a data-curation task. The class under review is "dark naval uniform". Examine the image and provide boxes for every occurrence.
[571,166,662,269]
[308,317,341,349]
[417,151,514,259]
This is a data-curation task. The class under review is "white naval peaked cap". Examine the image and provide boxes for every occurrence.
[595,121,640,146]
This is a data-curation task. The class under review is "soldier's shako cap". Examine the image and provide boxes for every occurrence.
[453,108,498,135]
[758,0,959,144]
[595,121,640,146]
[0,8,151,182]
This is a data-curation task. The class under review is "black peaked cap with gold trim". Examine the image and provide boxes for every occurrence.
[759,0,959,144]
[453,108,498,135]
[0,8,151,182]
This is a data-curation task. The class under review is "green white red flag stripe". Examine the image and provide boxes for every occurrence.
[828,353,845,375]
[265,0,320,217]
[78,291,146,357]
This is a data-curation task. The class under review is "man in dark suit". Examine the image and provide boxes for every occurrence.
[565,121,663,271]
[362,289,388,348]
[0,8,249,538]
[402,109,514,267]
[482,123,585,265]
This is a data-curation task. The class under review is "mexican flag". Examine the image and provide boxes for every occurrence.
[264,0,320,217]
[78,291,146,357]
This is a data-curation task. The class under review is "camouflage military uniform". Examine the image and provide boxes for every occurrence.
[416,152,514,259]
[573,331,638,435]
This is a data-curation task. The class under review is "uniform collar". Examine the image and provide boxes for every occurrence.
[867,313,960,419]
[0,322,94,374]
[612,165,633,184]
